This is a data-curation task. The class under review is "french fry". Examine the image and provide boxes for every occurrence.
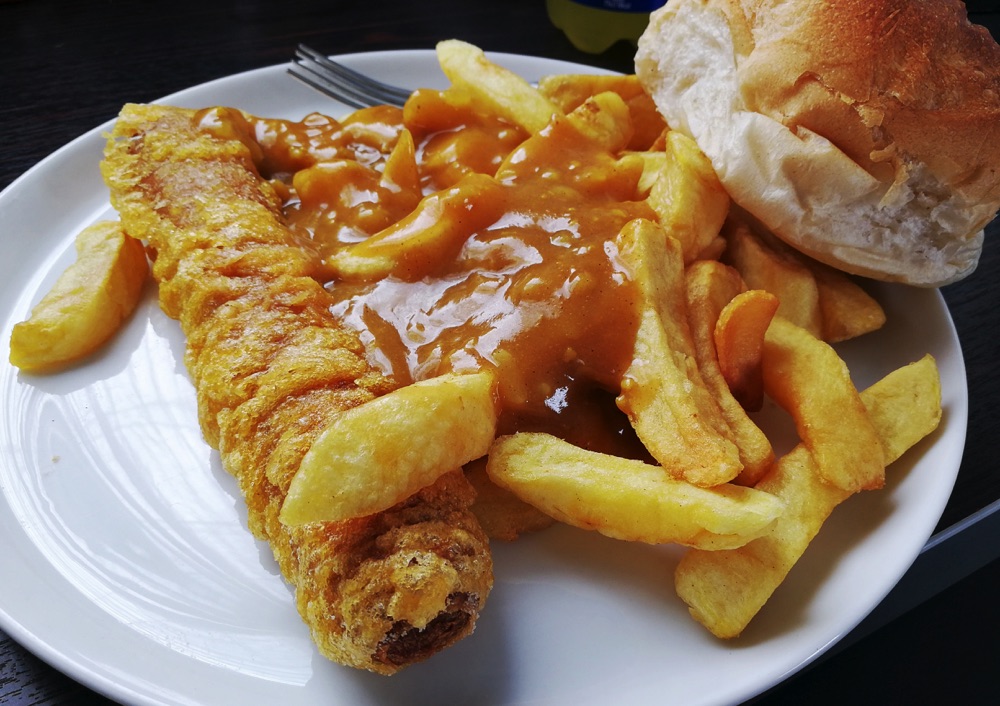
[675,355,942,638]
[812,262,887,342]
[403,88,533,191]
[684,260,775,485]
[616,218,743,487]
[486,432,784,550]
[537,73,643,111]
[380,128,422,199]
[495,91,642,199]
[537,73,666,150]
[724,219,824,338]
[635,150,667,196]
[9,220,148,373]
[715,288,780,413]
[557,90,634,152]
[763,316,885,493]
[496,89,634,165]
[294,134,424,261]
[648,131,731,264]
[724,218,886,342]
[436,39,561,135]
[695,236,727,262]
[326,172,506,281]
[465,458,555,541]
[280,371,499,525]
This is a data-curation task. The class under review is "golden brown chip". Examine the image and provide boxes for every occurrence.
[487,432,783,550]
[9,220,148,373]
[684,260,775,485]
[326,172,506,282]
[812,262,887,342]
[763,316,885,493]
[648,132,731,264]
[723,218,886,343]
[616,219,743,487]
[714,288,780,413]
[675,355,941,639]
[281,371,499,525]
[724,219,823,338]
[537,73,666,150]
[436,39,561,134]
[465,458,555,541]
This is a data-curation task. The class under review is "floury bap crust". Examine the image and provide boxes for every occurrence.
[636,0,1000,286]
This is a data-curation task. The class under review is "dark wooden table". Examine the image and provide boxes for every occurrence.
[2,1,998,703]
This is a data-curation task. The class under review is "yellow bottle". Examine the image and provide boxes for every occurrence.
[546,0,666,54]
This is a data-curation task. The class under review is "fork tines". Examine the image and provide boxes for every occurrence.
[288,44,411,109]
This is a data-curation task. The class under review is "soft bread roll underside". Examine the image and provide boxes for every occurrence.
[636,0,1000,287]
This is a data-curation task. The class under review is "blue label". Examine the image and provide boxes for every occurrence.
[567,0,666,11]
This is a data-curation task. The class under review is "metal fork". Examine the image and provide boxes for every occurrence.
[288,44,411,109]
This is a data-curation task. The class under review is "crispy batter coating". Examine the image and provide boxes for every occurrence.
[101,103,492,674]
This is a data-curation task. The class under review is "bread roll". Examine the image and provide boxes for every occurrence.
[636,0,1000,286]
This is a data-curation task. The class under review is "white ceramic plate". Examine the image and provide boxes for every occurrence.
[0,50,967,706]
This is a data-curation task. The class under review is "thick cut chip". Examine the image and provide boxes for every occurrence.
[494,91,642,199]
[811,262,887,342]
[536,73,666,150]
[616,218,743,487]
[675,355,942,639]
[763,316,885,493]
[436,39,561,135]
[9,220,148,373]
[486,433,784,550]
[724,219,886,343]
[326,172,506,282]
[556,90,634,153]
[635,150,667,195]
[724,220,823,338]
[715,288,780,413]
[281,371,499,525]
[648,131,730,264]
[685,260,776,486]
[494,90,635,178]
[380,128,422,197]
[465,458,554,542]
